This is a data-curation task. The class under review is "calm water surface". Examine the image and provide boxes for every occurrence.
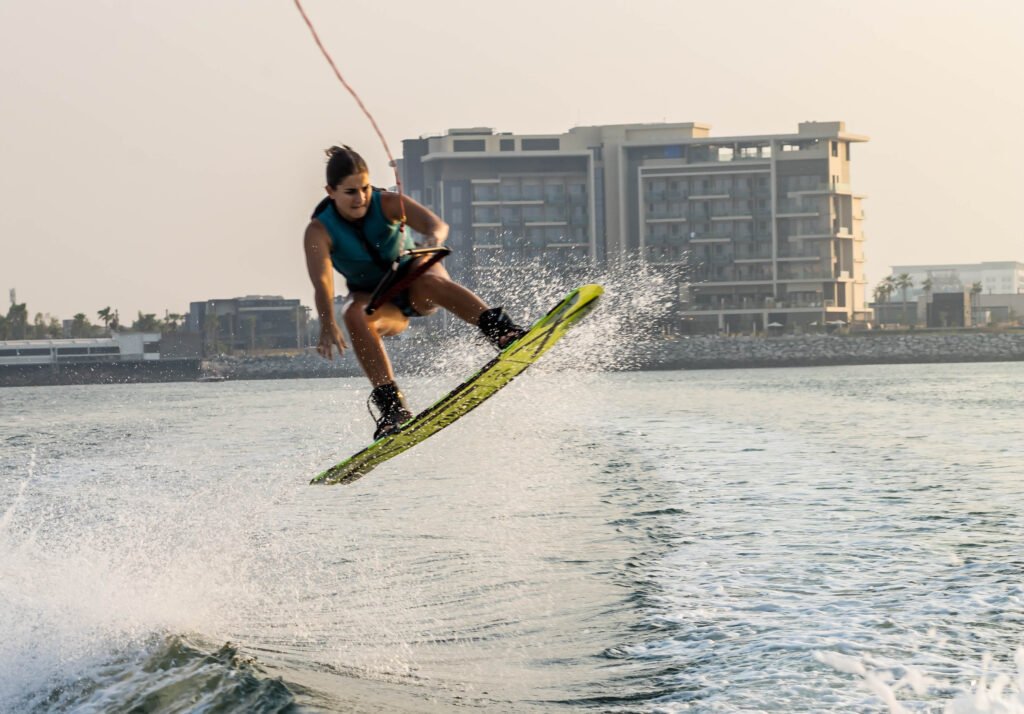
[1,361,1023,712]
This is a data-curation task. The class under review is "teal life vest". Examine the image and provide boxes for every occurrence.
[312,189,415,292]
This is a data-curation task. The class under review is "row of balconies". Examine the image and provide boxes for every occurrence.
[682,299,830,311]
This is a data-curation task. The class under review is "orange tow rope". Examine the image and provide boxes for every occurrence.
[293,0,407,230]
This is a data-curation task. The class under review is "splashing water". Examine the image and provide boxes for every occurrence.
[816,648,1024,713]
[397,256,687,380]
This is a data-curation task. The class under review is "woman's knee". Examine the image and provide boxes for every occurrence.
[342,298,369,328]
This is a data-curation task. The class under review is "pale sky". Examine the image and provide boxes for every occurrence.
[1,0,1021,320]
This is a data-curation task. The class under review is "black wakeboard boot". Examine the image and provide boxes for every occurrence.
[478,307,527,350]
[369,382,414,440]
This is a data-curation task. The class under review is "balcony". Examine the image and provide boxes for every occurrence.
[787,182,853,195]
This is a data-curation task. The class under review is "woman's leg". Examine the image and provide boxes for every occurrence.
[407,262,488,323]
[407,263,526,348]
[342,293,409,386]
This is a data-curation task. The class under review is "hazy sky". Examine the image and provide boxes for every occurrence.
[1,0,1021,320]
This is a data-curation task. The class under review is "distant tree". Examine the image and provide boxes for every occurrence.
[920,278,933,326]
[882,275,897,298]
[164,312,184,332]
[5,302,28,339]
[873,278,894,304]
[895,273,914,325]
[70,313,93,337]
[31,312,47,338]
[970,281,984,326]
[110,310,120,331]
[132,312,162,332]
[97,306,113,332]
[46,316,62,338]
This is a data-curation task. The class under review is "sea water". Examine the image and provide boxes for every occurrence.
[2,288,1023,713]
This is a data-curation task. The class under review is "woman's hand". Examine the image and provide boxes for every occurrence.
[317,321,347,359]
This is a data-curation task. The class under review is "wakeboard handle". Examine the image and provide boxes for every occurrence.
[365,246,451,315]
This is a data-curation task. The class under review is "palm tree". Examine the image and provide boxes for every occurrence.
[5,302,28,339]
[970,281,983,326]
[31,312,47,339]
[882,275,897,302]
[873,280,891,304]
[71,313,92,337]
[132,312,162,332]
[895,273,914,326]
[97,306,113,333]
[920,278,933,326]
[164,312,184,332]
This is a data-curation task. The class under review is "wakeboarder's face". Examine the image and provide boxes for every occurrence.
[327,172,372,221]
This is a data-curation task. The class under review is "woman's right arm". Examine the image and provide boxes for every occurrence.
[304,221,347,359]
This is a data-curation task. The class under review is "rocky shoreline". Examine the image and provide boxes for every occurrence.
[644,331,1024,370]
[200,330,1024,381]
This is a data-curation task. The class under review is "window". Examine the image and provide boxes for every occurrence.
[500,138,515,151]
[544,203,567,221]
[521,138,559,151]
[450,185,464,203]
[472,184,498,202]
[544,227,563,242]
[831,141,838,157]
[500,179,521,201]
[544,181,565,202]
[453,139,486,152]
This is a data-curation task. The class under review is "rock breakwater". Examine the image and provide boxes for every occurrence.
[648,331,1024,370]
[201,331,1024,381]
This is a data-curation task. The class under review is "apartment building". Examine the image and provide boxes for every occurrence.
[401,121,868,333]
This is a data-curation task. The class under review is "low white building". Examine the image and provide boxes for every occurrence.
[890,261,1024,299]
[0,332,161,366]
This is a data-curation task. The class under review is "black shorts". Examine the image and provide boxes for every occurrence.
[390,290,421,318]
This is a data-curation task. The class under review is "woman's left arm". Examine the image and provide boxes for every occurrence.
[380,191,449,247]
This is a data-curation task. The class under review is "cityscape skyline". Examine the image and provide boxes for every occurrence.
[1,0,1021,319]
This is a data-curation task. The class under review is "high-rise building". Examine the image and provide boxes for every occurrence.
[401,121,868,333]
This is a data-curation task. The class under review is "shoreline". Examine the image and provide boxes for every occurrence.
[3,331,1022,386]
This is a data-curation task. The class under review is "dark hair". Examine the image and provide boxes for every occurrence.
[325,145,369,187]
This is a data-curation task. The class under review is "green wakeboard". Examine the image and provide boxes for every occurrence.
[311,283,603,485]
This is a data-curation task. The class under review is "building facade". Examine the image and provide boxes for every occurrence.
[401,121,869,333]
[187,295,308,353]
[0,332,202,386]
